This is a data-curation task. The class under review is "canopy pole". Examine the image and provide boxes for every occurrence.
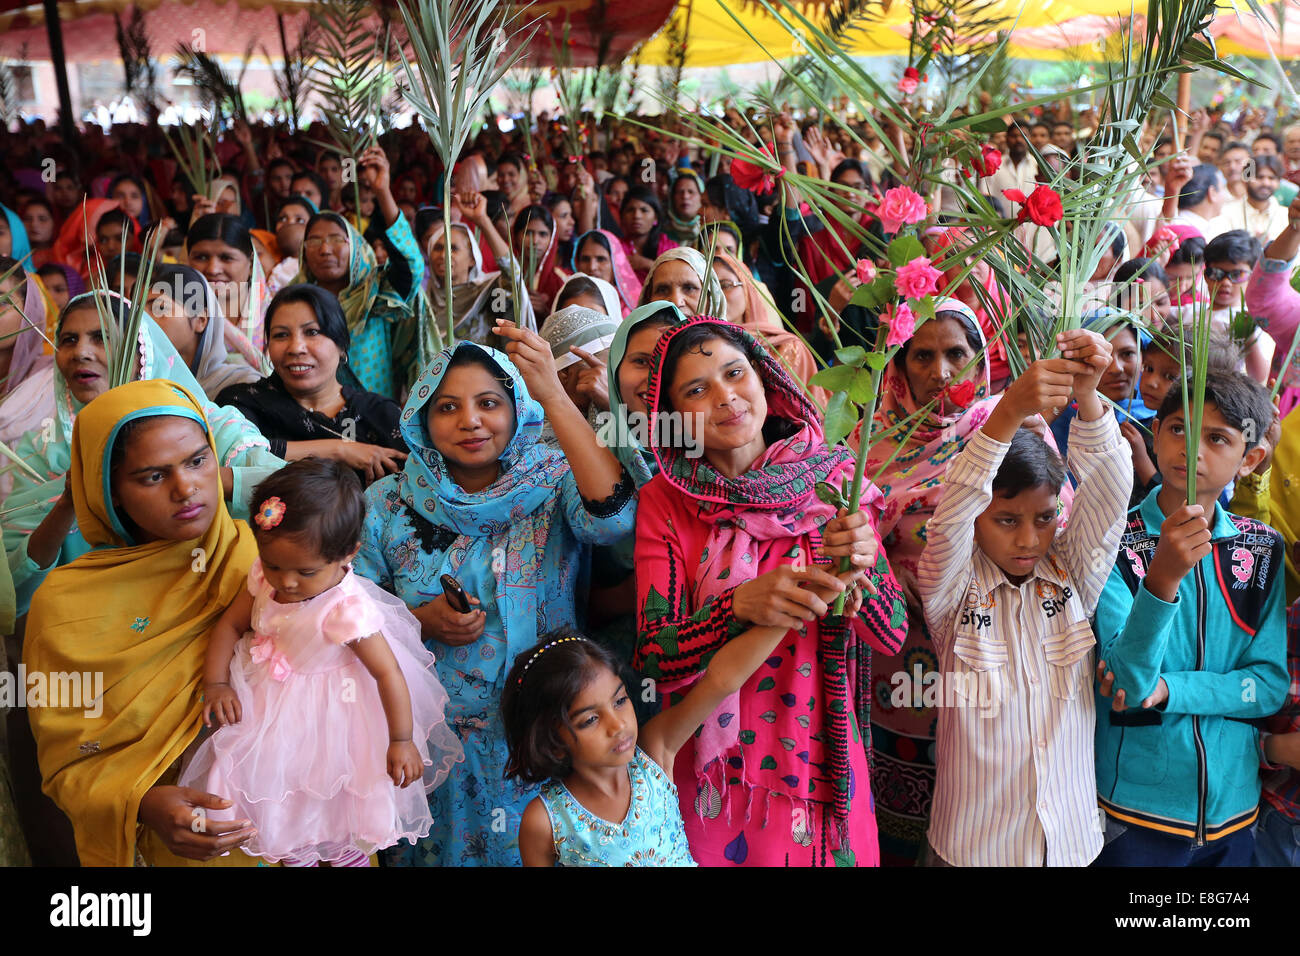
[1175,72,1191,151]
[277,11,297,132]
[43,0,75,142]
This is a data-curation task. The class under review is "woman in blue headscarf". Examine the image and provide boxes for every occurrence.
[3,291,284,614]
[0,205,32,270]
[356,335,636,866]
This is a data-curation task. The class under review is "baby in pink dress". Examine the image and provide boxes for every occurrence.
[180,459,462,866]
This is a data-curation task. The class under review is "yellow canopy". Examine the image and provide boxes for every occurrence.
[636,0,1300,65]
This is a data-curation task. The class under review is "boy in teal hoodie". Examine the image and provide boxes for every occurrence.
[1094,369,1287,865]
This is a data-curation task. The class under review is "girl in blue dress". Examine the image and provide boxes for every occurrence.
[356,335,635,866]
[500,615,853,866]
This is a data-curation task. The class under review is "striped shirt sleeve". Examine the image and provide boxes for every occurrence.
[1057,412,1133,616]
[917,427,1010,649]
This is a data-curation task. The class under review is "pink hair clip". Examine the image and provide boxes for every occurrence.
[254,497,286,530]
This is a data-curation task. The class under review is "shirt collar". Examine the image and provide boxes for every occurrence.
[969,546,1071,601]
[1138,484,1238,541]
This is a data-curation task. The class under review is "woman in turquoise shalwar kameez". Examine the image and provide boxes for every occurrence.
[356,338,635,866]
[295,148,438,400]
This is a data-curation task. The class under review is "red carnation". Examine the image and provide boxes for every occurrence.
[730,148,777,196]
[1002,184,1064,228]
[945,380,977,409]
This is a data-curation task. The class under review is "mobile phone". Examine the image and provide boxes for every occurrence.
[440,574,471,614]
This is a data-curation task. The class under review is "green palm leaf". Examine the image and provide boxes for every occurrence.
[396,0,541,345]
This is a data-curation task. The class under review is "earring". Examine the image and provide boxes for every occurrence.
[341,353,349,365]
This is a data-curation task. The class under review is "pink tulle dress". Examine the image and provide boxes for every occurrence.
[180,559,463,864]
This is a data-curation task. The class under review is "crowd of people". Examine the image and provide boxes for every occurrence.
[0,90,1298,868]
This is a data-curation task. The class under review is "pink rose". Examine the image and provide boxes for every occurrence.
[883,302,917,348]
[971,142,1002,178]
[855,258,876,285]
[876,186,928,235]
[898,66,920,95]
[894,256,943,300]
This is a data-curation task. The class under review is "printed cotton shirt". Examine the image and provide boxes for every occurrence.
[918,414,1132,866]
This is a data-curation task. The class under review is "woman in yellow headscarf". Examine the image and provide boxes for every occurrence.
[25,378,264,866]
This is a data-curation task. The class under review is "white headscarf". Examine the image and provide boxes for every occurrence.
[425,221,486,285]
[638,246,728,320]
[551,272,622,319]
[208,176,243,215]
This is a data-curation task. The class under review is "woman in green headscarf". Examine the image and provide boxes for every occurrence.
[3,291,282,616]
[601,301,691,491]
[294,146,436,400]
[584,302,690,671]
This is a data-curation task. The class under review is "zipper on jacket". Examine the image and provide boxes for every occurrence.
[1192,563,1208,847]
[1109,727,1124,802]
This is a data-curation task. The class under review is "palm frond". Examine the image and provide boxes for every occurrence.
[267,13,317,133]
[82,211,164,388]
[309,0,389,160]
[549,18,597,158]
[656,13,690,106]
[165,121,220,198]
[115,8,158,121]
[1182,298,1214,505]
[172,43,249,125]
[970,31,1012,111]
[910,0,1011,90]
[396,0,542,345]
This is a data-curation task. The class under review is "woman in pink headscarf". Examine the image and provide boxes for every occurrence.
[571,229,643,317]
[634,317,908,867]
[0,263,56,498]
[926,226,1013,392]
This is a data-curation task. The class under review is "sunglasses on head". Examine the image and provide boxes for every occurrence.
[1204,267,1250,283]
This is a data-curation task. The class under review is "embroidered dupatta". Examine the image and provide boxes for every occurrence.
[645,317,892,821]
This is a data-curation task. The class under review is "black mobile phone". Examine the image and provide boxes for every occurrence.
[440,574,471,613]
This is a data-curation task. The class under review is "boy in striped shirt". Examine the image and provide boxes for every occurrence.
[918,328,1132,865]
